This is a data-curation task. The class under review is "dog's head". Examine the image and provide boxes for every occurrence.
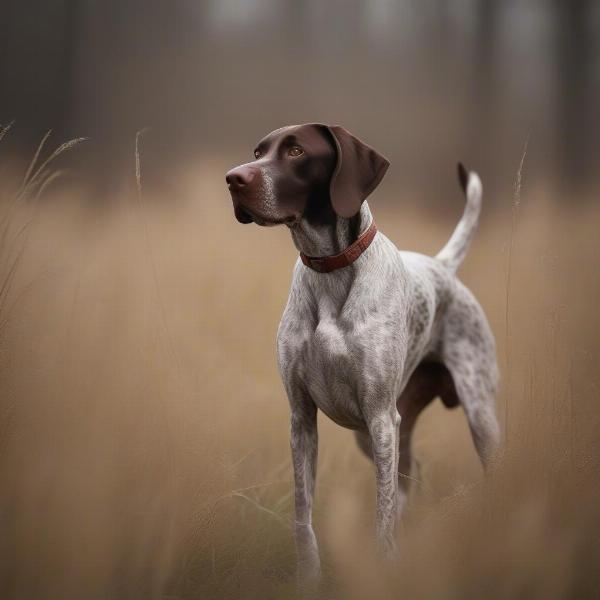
[225,124,389,226]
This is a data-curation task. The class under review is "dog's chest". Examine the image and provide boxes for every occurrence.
[277,248,413,429]
[282,317,365,427]
[278,302,406,430]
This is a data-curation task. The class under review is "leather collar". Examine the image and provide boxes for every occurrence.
[300,222,378,273]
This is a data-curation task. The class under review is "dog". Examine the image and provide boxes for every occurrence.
[226,124,500,580]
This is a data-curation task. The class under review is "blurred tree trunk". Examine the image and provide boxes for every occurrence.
[555,0,592,192]
[282,0,307,38]
[0,0,80,149]
[470,0,498,181]
[55,0,82,140]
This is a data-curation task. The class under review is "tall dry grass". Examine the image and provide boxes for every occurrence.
[0,139,598,599]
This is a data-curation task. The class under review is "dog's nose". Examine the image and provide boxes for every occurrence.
[226,166,256,190]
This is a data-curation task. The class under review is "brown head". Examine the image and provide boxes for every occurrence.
[225,124,389,227]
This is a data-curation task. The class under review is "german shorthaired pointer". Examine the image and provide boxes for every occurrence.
[226,124,500,580]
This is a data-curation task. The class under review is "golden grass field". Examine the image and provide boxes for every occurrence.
[0,142,599,599]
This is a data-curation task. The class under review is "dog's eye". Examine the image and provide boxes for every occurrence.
[288,146,304,157]
[254,149,261,159]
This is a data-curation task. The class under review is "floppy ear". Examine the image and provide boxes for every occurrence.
[326,125,390,218]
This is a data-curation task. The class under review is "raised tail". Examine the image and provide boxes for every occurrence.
[436,163,482,273]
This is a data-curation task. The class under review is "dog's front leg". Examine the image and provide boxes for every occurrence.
[290,400,320,581]
[368,410,400,556]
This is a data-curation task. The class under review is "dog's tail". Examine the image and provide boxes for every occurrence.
[436,163,482,273]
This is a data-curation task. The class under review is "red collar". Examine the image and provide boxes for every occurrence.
[300,222,378,273]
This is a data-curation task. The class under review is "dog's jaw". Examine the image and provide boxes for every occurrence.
[290,201,373,258]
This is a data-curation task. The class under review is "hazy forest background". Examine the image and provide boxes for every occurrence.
[1,0,598,199]
[0,2,599,599]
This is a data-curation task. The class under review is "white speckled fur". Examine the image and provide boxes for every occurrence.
[260,168,276,215]
[277,172,500,579]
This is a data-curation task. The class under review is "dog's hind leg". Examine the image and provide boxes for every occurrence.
[441,287,501,468]
[446,358,500,468]
[395,362,458,516]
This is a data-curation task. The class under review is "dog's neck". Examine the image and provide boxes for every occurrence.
[289,202,373,257]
